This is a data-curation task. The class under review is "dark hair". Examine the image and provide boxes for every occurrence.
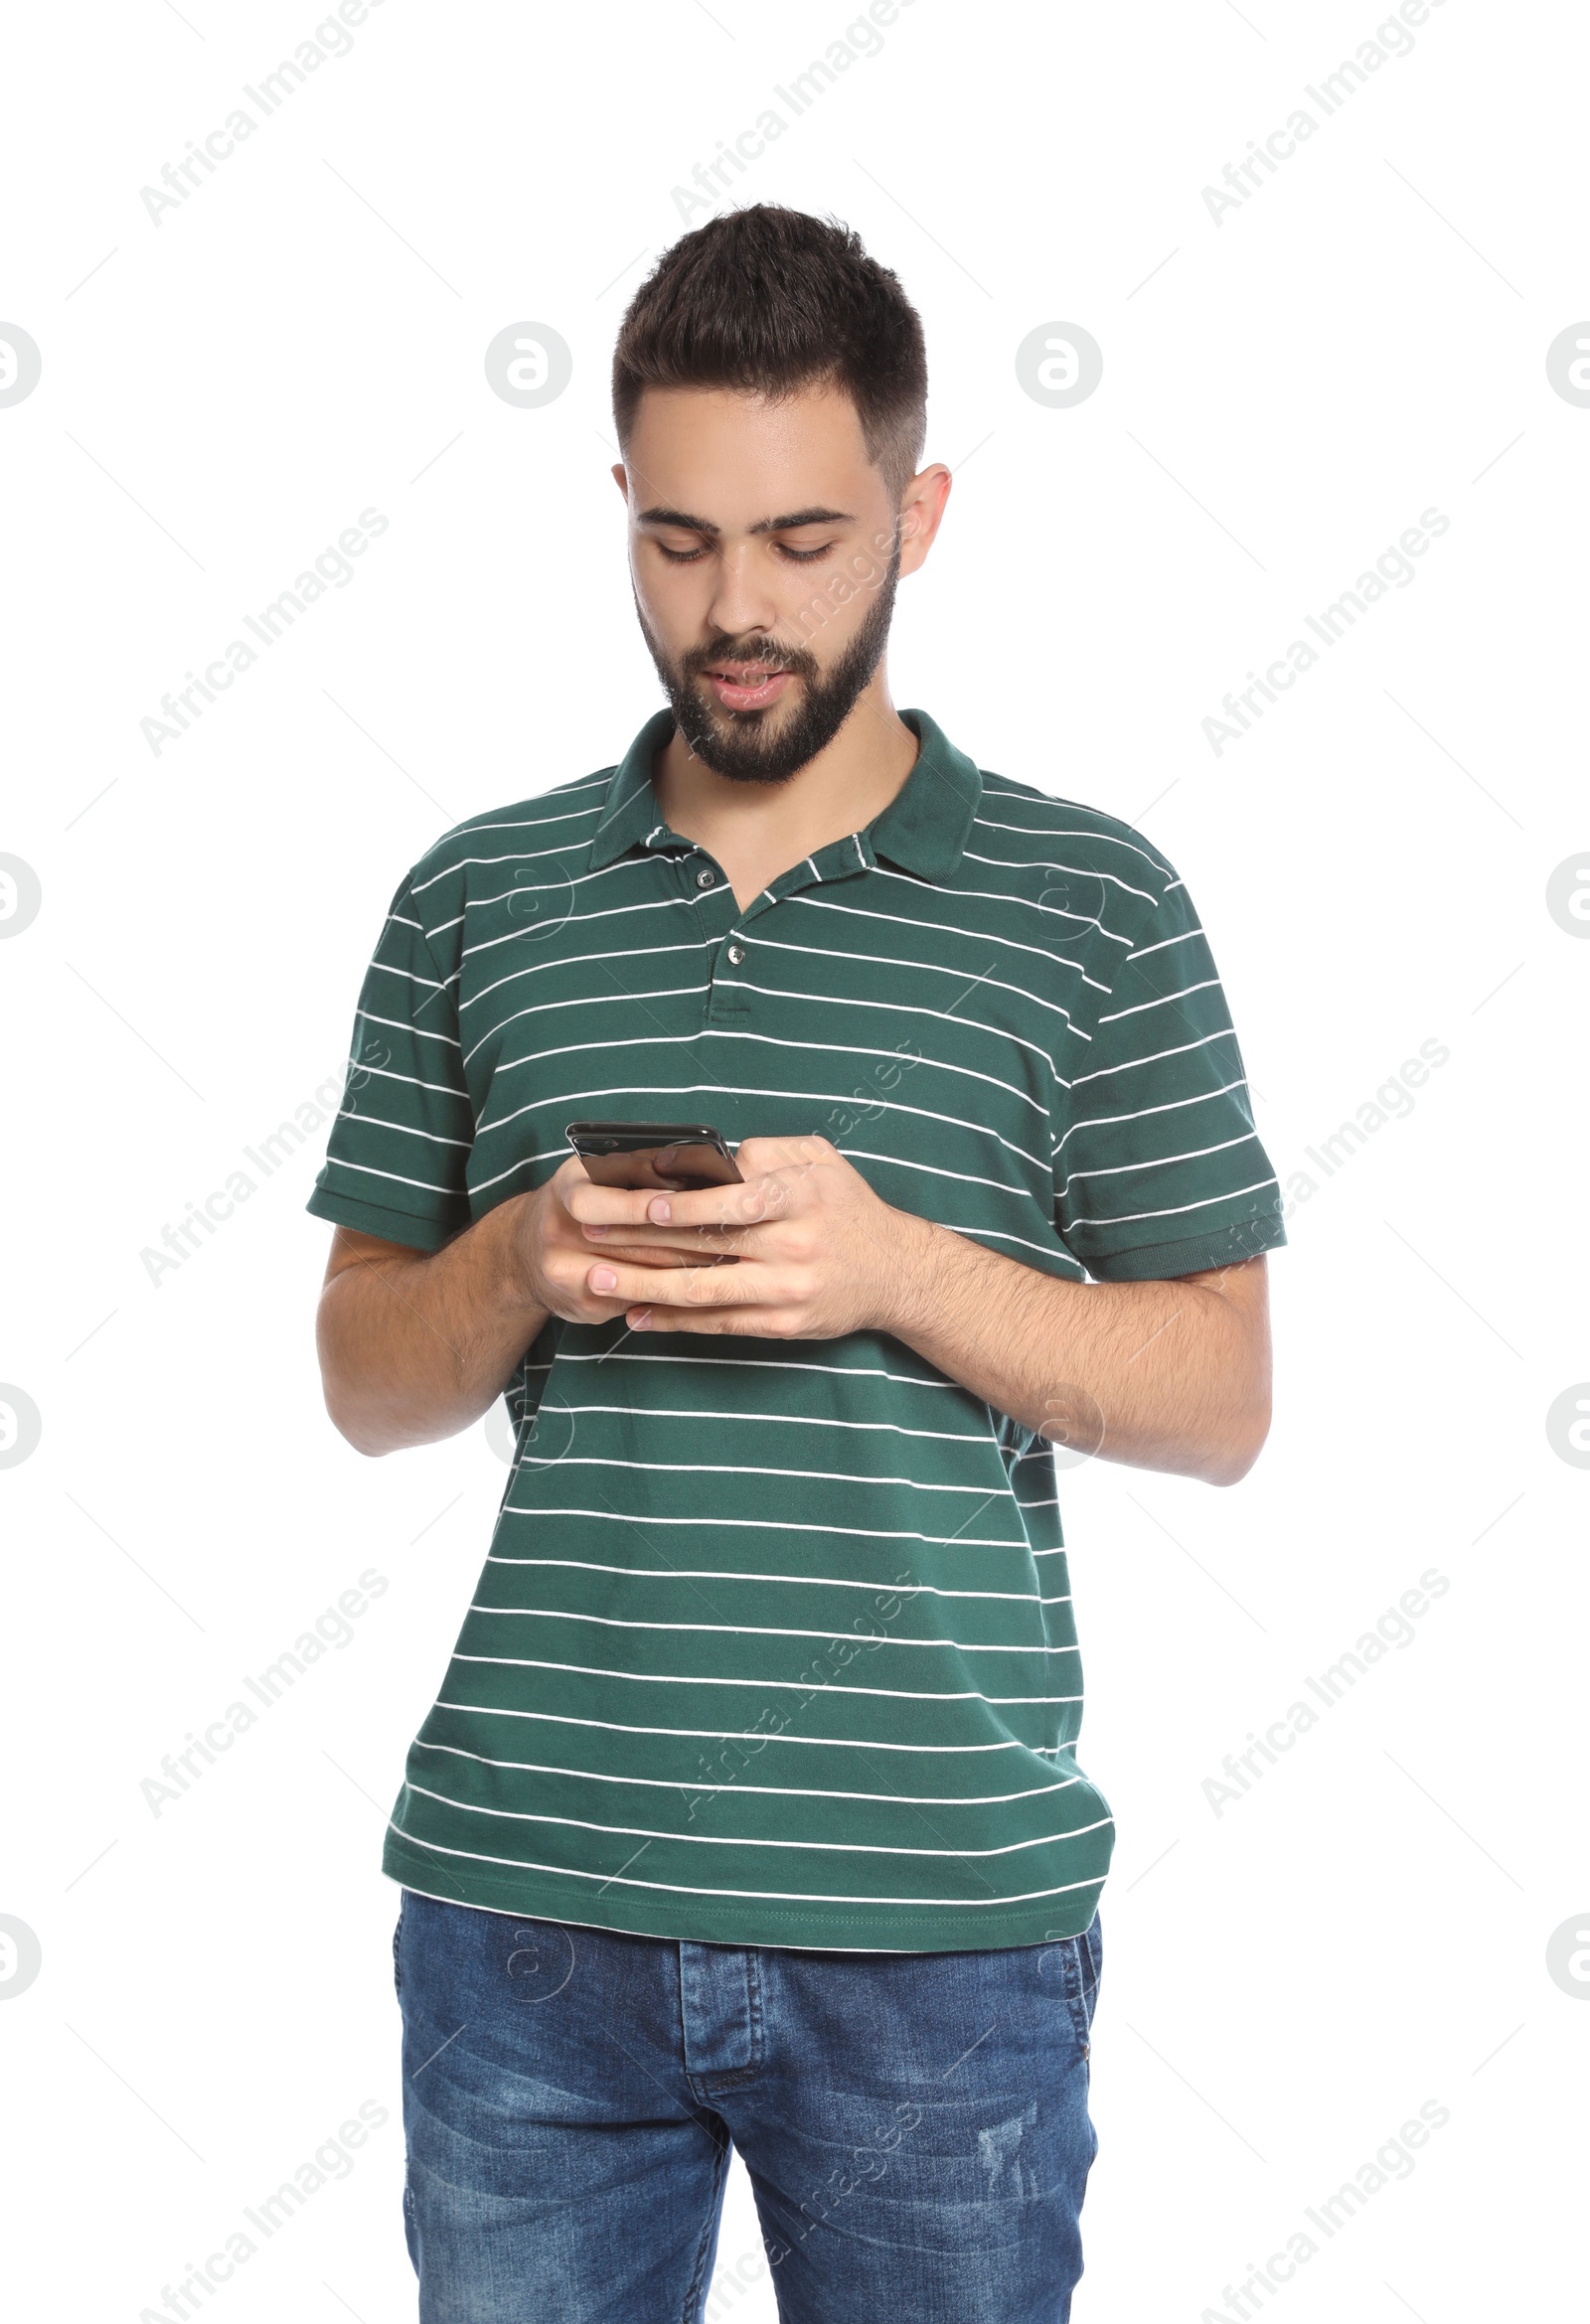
[612,204,927,500]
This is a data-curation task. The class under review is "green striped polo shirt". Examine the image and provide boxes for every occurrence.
[307,706,1285,1951]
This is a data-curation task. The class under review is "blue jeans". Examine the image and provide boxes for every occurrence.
[394,1888,1102,2322]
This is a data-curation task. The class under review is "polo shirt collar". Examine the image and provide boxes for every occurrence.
[586,706,982,879]
[870,709,983,879]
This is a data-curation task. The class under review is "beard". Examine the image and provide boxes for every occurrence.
[635,543,901,785]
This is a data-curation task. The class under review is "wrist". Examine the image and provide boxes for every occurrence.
[499,1186,554,1317]
[868,1203,949,1340]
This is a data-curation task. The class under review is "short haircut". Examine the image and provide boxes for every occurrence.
[612,204,927,501]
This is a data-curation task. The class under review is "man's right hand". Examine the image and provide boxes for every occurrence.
[315,1162,693,1458]
[514,1157,714,1322]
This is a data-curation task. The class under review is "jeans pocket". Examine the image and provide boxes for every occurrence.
[1060,1911,1103,2059]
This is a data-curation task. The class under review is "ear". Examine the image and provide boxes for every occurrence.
[895,463,952,578]
[611,461,630,502]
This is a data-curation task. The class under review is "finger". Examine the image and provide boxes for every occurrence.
[579,1240,741,1270]
[546,1157,590,1209]
[562,1181,673,1227]
[586,1258,775,1310]
[735,1135,834,1171]
[578,1218,754,1256]
[633,1174,797,1230]
[566,1292,634,1323]
[624,1302,773,1335]
[565,1147,822,1229]
[563,1165,773,1228]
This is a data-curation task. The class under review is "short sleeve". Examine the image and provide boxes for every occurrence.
[304,873,475,1253]
[1054,868,1286,1282]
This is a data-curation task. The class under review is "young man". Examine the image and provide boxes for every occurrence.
[308,205,1283,2323]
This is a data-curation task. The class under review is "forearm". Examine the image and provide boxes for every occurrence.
[315,1198,549,1457]
[883,1212,1271,1486]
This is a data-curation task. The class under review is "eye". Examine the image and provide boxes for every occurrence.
[777,541,835,563]
[655,542,709,564]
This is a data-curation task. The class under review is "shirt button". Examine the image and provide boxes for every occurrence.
[726,942,745,965]
[696,866,716,889]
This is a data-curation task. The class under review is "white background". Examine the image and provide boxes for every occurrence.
[2,2,1585,2318]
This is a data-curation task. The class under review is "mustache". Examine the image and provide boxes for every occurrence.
[680,636,820,682]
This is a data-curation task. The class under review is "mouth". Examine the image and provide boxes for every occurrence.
[700,661,795,711]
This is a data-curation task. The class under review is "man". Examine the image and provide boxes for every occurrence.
[308,204,1283,2323]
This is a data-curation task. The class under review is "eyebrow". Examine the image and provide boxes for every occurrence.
[636,505,855,538]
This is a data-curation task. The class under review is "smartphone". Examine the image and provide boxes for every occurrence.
[564,1120,743,1192]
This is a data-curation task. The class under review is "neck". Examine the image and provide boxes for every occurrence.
[652,668,919,882]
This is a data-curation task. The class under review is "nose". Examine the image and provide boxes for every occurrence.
[705,541,781,644]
